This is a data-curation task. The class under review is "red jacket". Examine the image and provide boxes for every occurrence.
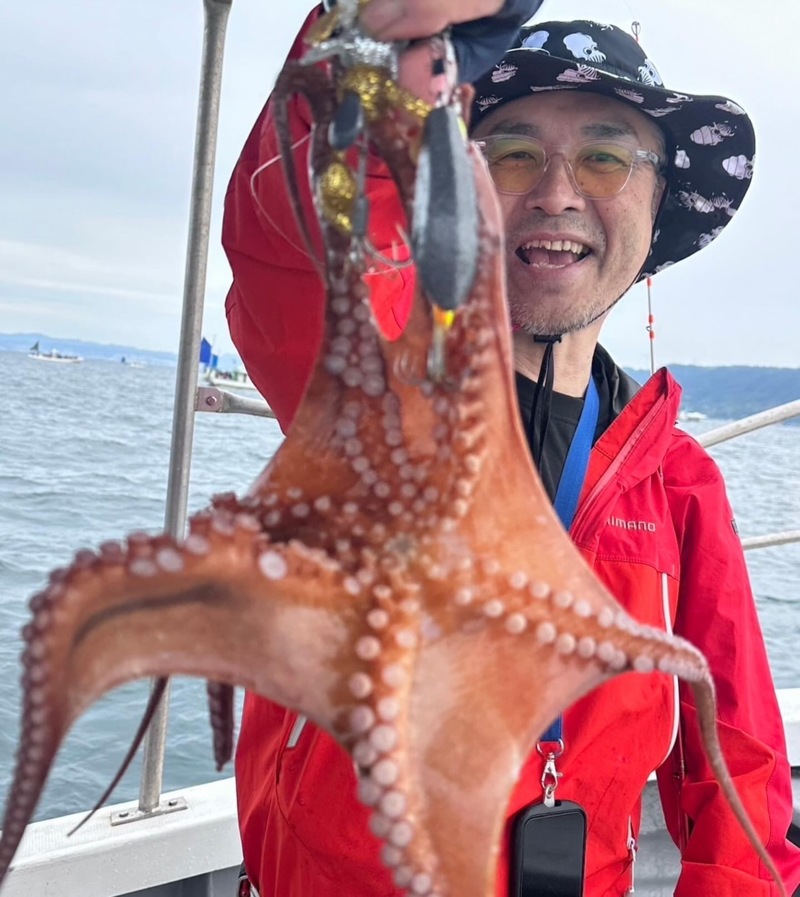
[222,9,800,896]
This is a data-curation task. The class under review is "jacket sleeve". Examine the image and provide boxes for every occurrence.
[451,0,545,82]
[657,436,800,896]
[221,6,415,432]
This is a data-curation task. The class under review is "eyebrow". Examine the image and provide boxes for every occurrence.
[483,120,640,141]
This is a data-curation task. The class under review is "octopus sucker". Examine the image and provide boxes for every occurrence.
[0,52,786,897]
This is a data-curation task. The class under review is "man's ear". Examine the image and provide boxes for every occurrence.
[651,176,668,224]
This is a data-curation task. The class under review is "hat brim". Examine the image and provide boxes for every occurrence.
[472,49,756,279]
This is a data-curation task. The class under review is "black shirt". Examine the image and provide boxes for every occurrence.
[515,347,640,503]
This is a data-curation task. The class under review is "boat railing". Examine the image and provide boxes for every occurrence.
[695,399,800,552]
[195,386,276,419]
[697,398,800,448]
[130,0,800,837]
[741,531,800,551]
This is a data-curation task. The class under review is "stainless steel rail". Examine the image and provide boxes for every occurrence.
[697,399,800,448]
[137,0,234,818]
[695,399,800,556]
[196,386,277,418]
[742,530,800,551]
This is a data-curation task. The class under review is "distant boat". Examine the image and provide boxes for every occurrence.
[121,356,146,368]
[199,336,256,391]
[28,340,83,364]
[199,337,219,371]
[678,410,708,422]
[204,368,258,391]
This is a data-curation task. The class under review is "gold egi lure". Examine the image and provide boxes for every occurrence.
[306,0,479,382]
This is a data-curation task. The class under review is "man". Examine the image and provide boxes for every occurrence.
[222,3,800,895]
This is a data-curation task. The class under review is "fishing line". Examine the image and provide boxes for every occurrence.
[250,133,415,277]
[617,0,640,31]
[364,224,415,270]
[249,132,318,262]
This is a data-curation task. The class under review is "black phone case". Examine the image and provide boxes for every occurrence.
[510,800,587,897]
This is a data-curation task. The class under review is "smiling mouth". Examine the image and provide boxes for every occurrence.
[516,238,591,268]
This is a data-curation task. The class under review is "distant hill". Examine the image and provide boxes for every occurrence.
[0,332,177,366]
[625,365,800,420]
[0,332,241,371]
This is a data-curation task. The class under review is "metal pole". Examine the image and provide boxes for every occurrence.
[741,530,800,551]
[138,0,234,815]
[697,398,800,449]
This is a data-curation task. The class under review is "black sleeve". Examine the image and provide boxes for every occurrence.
[451,0,545,83]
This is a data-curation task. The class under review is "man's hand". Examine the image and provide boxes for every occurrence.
[359,0,545,85]
[396,37,459,107]
[360,0,504,42]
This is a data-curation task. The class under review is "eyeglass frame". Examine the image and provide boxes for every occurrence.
[473,133,665,200]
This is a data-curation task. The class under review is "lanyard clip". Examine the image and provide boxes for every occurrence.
[540,752,562,809]
[537,738,564,809]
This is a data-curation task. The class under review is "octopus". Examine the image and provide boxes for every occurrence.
[0,43,786,897]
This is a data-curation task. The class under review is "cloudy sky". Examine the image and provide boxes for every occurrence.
[1,0,796,369]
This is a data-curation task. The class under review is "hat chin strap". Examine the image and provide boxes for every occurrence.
[527,334,562,469]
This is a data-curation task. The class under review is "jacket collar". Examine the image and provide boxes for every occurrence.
[594,343,640,419]
[574,350,683,538]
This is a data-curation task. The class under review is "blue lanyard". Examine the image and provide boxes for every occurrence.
[552,376,600,531]
[539,376,600,744]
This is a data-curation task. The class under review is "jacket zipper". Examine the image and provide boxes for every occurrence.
[569,396,672,893]
[570,393,667,542]
[674,718,690,851]
[287,713,307,748]
[626,817,637,893]
[660,573,681,764]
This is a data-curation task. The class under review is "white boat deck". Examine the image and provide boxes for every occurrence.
[3,689,798,897]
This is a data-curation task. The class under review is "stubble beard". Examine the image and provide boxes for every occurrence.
[507,288,609,337]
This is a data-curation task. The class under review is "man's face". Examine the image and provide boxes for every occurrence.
[472,91,666,336]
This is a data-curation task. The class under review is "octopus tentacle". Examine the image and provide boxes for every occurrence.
[68,677,170,836]
[207,680,235,771]
[272,62,337,275]
[0,515,358,882]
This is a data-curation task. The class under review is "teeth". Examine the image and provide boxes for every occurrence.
[522,239,587,255]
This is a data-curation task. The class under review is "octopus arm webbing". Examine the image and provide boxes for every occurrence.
[0,527,355,882]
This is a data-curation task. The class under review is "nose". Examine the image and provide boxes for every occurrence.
[523,152,587,215]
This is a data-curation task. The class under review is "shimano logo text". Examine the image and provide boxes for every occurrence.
[608,516,656,533]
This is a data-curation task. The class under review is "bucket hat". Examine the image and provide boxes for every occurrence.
[471,21,756,279]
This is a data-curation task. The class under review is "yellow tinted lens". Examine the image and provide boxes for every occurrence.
[573,144,635,197]
[485,136,546,194]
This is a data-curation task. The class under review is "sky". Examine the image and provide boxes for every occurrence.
[0,0,796,369]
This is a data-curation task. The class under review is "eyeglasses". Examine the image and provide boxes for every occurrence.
[474,134,663,199]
